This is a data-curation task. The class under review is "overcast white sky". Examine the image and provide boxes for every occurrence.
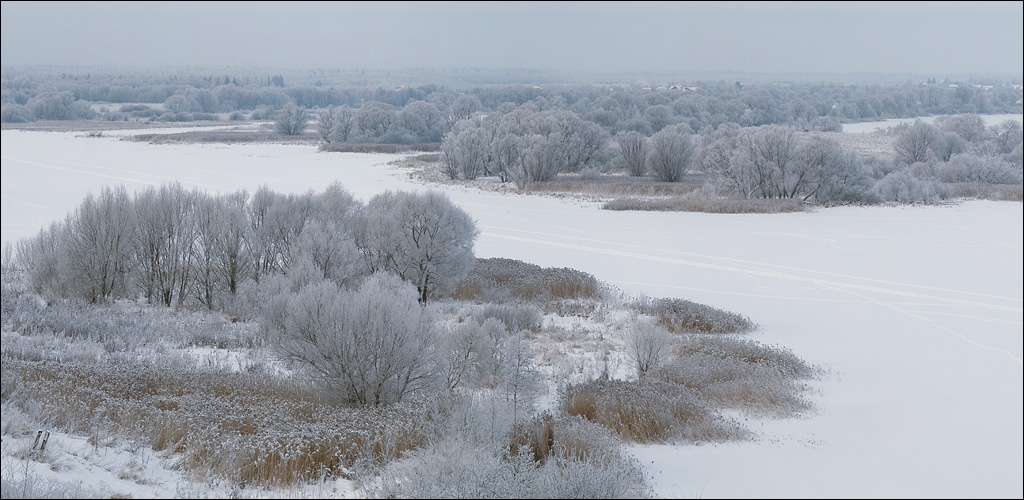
[1,1,1021,75]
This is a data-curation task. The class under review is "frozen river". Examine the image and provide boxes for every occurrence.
[2,129,1021,498]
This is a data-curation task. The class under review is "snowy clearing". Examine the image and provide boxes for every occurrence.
[841,113,1022,134]
[1,129,1022,498]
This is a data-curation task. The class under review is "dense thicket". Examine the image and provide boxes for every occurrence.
[4,67,1020,141]
[14,182,476,309]
[4,68,1020,203]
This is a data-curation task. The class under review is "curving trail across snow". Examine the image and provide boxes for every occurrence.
[2,129,1021,498]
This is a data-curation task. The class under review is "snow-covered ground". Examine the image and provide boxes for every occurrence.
[842,113,1022,133]
[2,129,1021,498]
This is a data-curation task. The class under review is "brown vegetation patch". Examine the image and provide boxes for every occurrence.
[603,197,807,213]
[635,297,756,334]
[319,143,441,153]
[125,130,318,145]
[561,379,748,444]
[450,257,604,307]
[525,175,706,199]
[946,183,1023,202]
[1,358,434,487]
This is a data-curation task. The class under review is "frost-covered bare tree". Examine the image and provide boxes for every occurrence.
[316,107,338,143]
[273,274,440,406]
[57,186,134,303]
[622,317,672,382]
[745,125,799,198]
[293,221,363,288]
[396,100,446,142]
[354,191,478,303]
[509,134,563,188]
[275,103,308,136]
[25,91,95,120]
[212,190,252,297]
[20,223,64,297]
[501,331,540,428]
[490,134,522,183]
[647,126,698,182]
[440,320,487,391]
[934,131,967,162]
[441,126,490,180]
[316,105,355,143]
[875,168,948,203]
[893,120,941,165]
[702,129,758,198]
[644,104,674,133]
[185,190,253,309]
[615,131,648,176]
[990,120,1023,157]
[558,113,609,173]
[934,153,1022,184]
[191,192,220,308]
[447,94,482,129]
[132,183,199,306]
[797,136,876,203]
[440,106,608,186]
[356,101,396,140]
[934,114,988,144]
[247,187,317,279]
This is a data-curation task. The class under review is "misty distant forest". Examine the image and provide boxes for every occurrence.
[4,67,1022,206]
[1,65,1022,499]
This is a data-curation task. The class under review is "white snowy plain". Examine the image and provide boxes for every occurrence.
[841,113,1022,134]
[1,127,1021,499]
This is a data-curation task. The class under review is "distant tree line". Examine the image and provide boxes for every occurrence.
[4,67,1020,141]
[3,68,1020,204]
[440,102,1022,204]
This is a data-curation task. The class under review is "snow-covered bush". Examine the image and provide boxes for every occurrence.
[875,168,949,203]
[473,302,543,332]
[354,190,478,304]
[933,153,1021,184]
[562,379,749,444]
[621,316,673,381]
[2,355,434,488]
[652,334,819,418]
[451,257,603,307]
[378,410,652,499]
[634,296,756,334]
[270,274,441,406]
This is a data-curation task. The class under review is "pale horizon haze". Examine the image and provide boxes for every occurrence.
[1,1,1022,76]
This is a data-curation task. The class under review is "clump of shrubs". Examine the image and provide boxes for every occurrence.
[451,258,604,306]
[635,296,756,334]
[472,302,544,332]
[1,357,433,487]
[378,405,653,499]
[652,334,819,417]
[603,197,806,214]
[561,379,749,444]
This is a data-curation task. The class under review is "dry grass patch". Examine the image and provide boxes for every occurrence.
[525,175,704,199]
[946,183,1023,202]
[671,334,817,377]
[561,379,748,444]
[451,258,604,309]
[1,358,434,487]
[651,334,820,417]
[510,412,637,467]
[603,197,807,213]
[126,130,319,145]
[635,296,756,334]
[319,143,440,153]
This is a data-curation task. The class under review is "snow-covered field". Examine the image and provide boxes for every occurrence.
[2,128,1022,498]
[842,113,1022,133]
